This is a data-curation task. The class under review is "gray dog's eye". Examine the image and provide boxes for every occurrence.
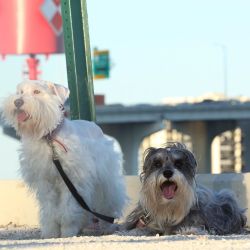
[154,160,162,168]
[174,160,183,168]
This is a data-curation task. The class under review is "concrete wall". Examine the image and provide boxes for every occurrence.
[0,180,39,226]
[0,174,250,227]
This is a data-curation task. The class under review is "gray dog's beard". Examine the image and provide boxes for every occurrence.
[138,171,196,232]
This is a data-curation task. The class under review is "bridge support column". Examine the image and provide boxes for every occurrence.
[173,121,213,173]
[100,122,164,175]
[238,120,250,172]
[173,121,236,173]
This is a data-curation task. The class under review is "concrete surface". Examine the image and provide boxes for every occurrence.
[0,227,250,250]
[0,174,249,249]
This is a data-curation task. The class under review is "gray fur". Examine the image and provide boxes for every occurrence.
[125,142,246,236]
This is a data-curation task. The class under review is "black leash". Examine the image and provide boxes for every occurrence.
[53,159,115,224]
[46,133,115,224]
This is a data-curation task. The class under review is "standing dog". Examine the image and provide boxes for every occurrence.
[125,143,246,235]
[2,80,127,238]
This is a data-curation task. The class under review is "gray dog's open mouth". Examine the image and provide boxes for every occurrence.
[161,181,178,200]
[15,110,31,122]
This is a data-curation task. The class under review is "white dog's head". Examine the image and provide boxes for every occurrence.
[2,80,69,139]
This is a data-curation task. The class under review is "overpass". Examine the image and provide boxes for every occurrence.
[96,101,250,123]
[96,101,250,174]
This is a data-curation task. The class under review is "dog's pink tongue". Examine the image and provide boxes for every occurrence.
[162,183,176,199]
[17,111,29,122]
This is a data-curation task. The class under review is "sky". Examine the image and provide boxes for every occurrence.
[1,0,250,178]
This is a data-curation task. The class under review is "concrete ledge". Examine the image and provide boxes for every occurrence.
[0,174,249,227]
[0,181,39,226]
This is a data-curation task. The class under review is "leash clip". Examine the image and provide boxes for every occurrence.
[137,212,151,228]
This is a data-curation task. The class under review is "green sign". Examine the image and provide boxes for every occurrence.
[93,49,110,79]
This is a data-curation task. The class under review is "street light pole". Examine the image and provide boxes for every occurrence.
[215,43,228,98]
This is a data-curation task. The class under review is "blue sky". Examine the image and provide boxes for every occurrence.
[1,0,250,178]
[87,0,250,104]
[1,0,250,103]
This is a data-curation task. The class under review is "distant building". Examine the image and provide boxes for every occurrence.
[212,128,242,173]
[162,92,250,105]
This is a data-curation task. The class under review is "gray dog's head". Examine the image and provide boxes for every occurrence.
[139,142,198,225]
[141,142,197,196]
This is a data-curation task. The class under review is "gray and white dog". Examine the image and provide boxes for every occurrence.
[124,143,246,235]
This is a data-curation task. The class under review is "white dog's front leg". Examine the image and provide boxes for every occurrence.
[60,194,90,237]
[40,213,60,239]
[60,212,89,237]
[38,186,61,239]
[60,221,83,238]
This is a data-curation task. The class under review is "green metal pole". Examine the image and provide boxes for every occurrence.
[61,0,95,121]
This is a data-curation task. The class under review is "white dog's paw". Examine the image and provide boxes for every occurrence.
[60,223,84,238]
[41,228,60,239]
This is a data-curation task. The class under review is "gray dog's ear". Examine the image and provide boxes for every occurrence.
[142,147,157,171]
[47,82,70,104]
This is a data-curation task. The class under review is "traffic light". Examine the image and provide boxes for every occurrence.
[93,49,110,79]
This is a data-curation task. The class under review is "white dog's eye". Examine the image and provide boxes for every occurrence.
[20,90,23,94]
[34,90,41,94]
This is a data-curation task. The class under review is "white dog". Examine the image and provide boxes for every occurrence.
[2,80,127,238]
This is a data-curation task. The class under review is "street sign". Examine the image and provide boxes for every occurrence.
[93,49,110,79]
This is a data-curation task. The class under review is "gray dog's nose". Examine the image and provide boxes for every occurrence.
[14,98,24,108]
[163,169,173,179]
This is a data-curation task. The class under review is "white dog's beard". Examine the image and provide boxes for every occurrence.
[3,94,63,139]
[140,170,196,227]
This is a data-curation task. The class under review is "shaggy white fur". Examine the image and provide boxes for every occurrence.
[2,80,127,238]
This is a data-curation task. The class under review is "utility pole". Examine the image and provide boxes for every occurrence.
[61,0,95,121]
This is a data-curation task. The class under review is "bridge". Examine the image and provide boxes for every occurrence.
[96,101,250,123]
[96,101,250,174]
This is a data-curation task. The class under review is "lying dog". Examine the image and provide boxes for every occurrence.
[124,143,246,235]
[2,80,127,238]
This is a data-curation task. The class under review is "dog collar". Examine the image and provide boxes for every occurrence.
[44,119,67,154]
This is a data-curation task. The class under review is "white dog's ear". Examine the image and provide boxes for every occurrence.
[47,82,70,104]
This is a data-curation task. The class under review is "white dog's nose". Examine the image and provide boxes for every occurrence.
[14,98,24,108]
